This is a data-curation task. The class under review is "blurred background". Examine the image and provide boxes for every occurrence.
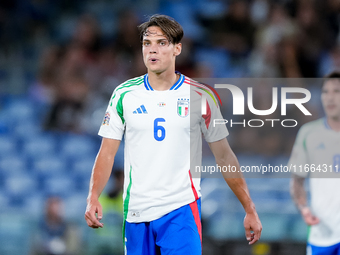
[0,0,339,254]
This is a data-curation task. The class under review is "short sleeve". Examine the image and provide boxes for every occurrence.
[200,91,229,143]
[98,90,125,140]
[288,125,309,178]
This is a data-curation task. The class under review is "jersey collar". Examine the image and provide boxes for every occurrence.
[144,72,184,91]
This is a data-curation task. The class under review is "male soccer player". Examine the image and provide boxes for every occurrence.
[85,14,262,254]
[290,72,340,255]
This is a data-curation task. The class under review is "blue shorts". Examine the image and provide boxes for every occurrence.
[125,199,202,255]
[307,242,340,255]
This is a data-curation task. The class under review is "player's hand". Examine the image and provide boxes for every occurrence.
[301,207,319,225]
[85,199,104,228]
[244,211,262,245]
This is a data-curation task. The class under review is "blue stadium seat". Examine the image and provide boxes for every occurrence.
[43,175,75,197]
[71,157,95,192]
[12,121,41,138]
[64,192,88,220]
[22,134,57,159]
[22,192,46,218]
[0,135,18,157]
[0,155,27,174]
[0,191,10,213]
[33,156,67,177]
[72,156,96,176]
[73,174,91,193]
[3,97,44,137]
[0,115,10,134]
[4,97,36,122]
[60,135,97,159]
[4,173,38,197]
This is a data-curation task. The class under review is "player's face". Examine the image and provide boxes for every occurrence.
[142,26,181,74]
[321,79,340,120]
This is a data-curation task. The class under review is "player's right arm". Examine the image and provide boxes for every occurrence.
[209,138,262,245]
[290,174,319,225]
[288,123,319,225]
[85,138,121,228]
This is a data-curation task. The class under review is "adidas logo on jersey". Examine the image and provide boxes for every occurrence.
[133,105,148,114]
[131,211,140,217]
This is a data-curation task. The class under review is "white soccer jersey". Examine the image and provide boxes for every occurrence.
[99,73,229,223]
[289,118,340,246]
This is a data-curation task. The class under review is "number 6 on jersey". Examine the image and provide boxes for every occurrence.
[154,118,166,141]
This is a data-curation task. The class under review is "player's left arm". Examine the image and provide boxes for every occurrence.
[208,138,262,245]
[290,174,319,225]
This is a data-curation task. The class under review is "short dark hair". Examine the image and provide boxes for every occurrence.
[323,71,340,86]
[324,71,340,79]
[138,14,184,44]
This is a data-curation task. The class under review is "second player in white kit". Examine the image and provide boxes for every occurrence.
[290,72,340,254]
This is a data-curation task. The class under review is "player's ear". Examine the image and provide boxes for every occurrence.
[174,43,182,56]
